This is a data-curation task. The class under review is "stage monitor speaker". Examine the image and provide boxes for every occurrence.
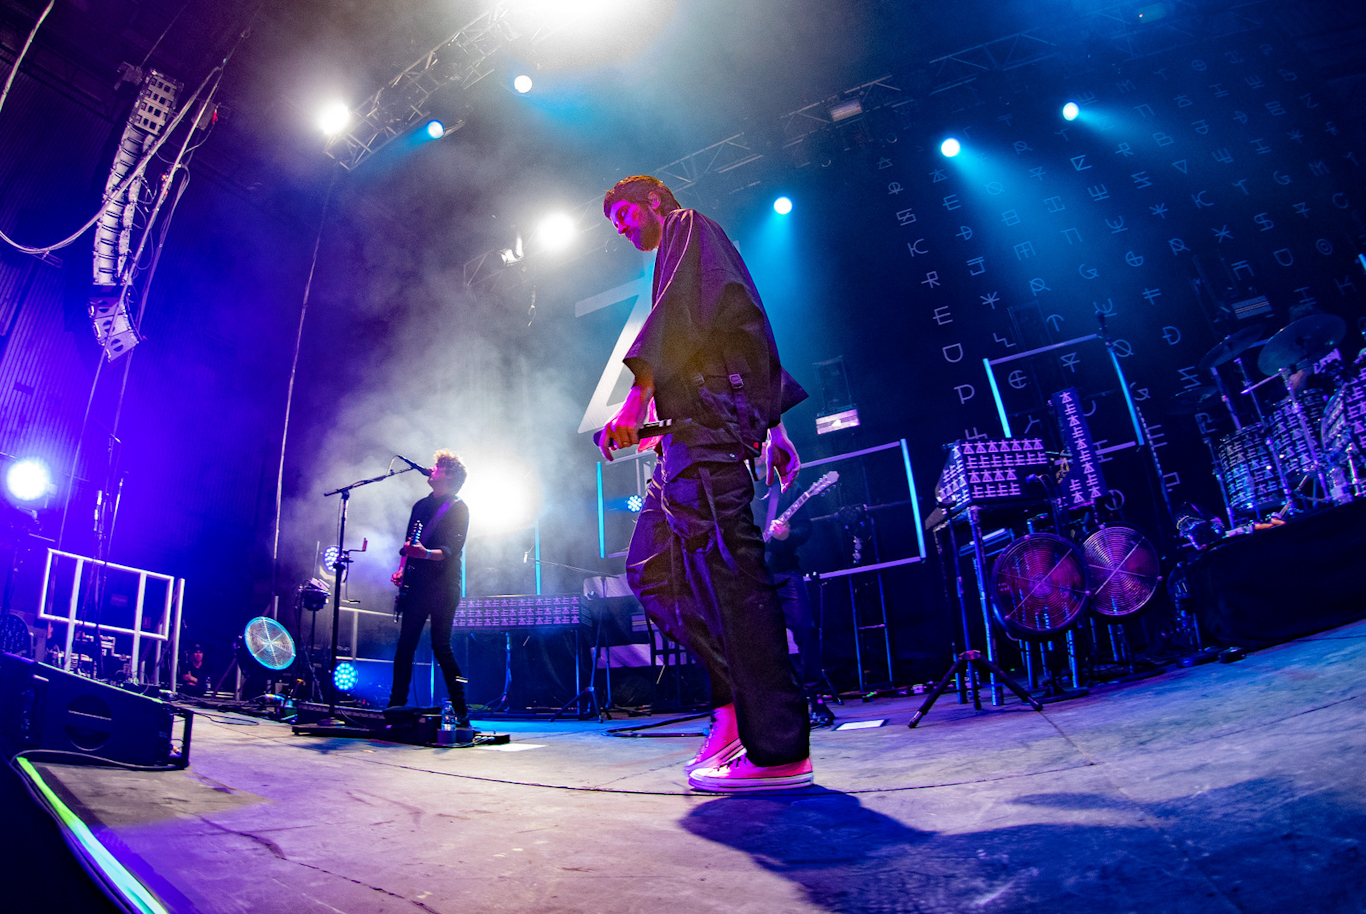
[0,652,187,767]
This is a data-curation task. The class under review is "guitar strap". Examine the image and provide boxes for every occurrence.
[422,496,457,543]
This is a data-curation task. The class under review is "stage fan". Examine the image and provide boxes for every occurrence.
[241,616,296,672]
[990,533,1090,639]
[1081,525,1160,618]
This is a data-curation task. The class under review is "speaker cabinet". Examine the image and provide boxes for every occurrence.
[0,653,188,767]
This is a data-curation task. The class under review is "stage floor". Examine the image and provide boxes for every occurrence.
[22,619,1366,914]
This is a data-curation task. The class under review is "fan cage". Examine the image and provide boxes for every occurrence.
[1082,526,1160,618]
[243,616,296,671]
[990,533,1089,639]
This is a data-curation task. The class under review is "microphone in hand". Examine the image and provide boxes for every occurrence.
[397,455,432,477]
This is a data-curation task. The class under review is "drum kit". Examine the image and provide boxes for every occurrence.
[1174,313,1365,524]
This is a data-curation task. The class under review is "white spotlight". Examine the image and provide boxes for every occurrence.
[513,74,533,94]
[537,213,576,252]
[940,137,961,158]
[773,196,793,215]
[459,455,540,535]
[1062,101,1080,121]
[6,458,52,502]
[318,101,351,136]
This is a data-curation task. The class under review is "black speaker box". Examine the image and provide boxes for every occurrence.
[0,652,185,766]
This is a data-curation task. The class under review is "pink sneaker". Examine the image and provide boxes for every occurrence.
[684,704,743,775]
[688,754,815,792]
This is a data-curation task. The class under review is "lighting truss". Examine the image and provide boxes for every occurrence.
[780,75,908,146]
[325,3,554,171]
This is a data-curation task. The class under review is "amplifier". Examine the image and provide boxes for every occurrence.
[935,438,1050,507]
[451,594,588,631]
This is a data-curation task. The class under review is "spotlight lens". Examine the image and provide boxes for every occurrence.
[426,120,445,139]
[626,494,644,513]
[1062,102,1080,121]
[6,459,51,502]
[318,101,351,136]
[513,74,533,94]
[538,213,576,251]
[773,196,793,215]
[333,661,357,691]
[940,137,961,158]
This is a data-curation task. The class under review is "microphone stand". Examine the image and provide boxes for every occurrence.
[310,463,419,728]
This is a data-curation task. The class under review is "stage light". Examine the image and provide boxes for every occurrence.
[626,494,644,513]
[318,100,351,136]
[6,458,52,503]
[940,137,961,158]
[1062,101,1080,121]
[460,454,541,535]
[333,661,357,692]
[425,119,445,139]
[773,196,793,215]
[513,74,533,94]
[537,213,576,252]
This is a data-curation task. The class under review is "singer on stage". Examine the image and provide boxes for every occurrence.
[598,175,813,792]
[387,449,470,721]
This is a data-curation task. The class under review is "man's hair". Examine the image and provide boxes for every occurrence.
[433,449,467,493]
[603,175,681,218]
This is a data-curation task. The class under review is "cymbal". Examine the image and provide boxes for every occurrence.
[1167,385,1219,415]
[1197,324,1265,371]
[1257,313,1347,376]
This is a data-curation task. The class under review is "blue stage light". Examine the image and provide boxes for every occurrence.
[773,196,793,215]
[940,137,961,158]
[626,494,644,513]
[6,458,51,502]
[333,661,358,692]
[425,120,445,139]
[1062,101,1080,121]
[513,74,533,94]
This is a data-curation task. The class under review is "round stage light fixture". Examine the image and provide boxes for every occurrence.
[241,616,296,672]
[5,458,52,503]
[513,74,533,94]
[626,494,644,513]
[773,196,793,215]
[940,137,961,158]
[318,101,351,136]
[1062,101,1080,121]
[537,213,576,252]
[333,661,358,692]
[425,119,445,139]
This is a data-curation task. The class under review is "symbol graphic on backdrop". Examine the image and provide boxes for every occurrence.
[1031,278,1051,296]
[943,344,964,363]
[981,291,1000,309]
[1154,132,1175,147]
[1308,159,1330,175]
[1022,415,1042,435]
[1295,287,1317,307]
[1131,171,1153,188]
[1061,352,1081,373]
[1130,383,1151,401]
[1008,370,1028,389]
[1125,251,1145,266]
[1191,191,1213,208]
[993,332,1016,348]
[574,277,652,433]
[1071,155,1093,171]
[887,182,904,195]
[1062,227,1083,245]
[1094,298,1117,316]
[923,271,941,288]
[1232,178,1251,194]
[1233,110,1249,124]
[1211,83,1230,98]
[1336,276,1357,296]
[1178,367,1202,389]
[1244,74,1263,88]
[1117,79,1137,92]
[1174,95,1193,108]
[1002,210,1021,226]
[1254,212,1274,231]
[962,427,990,442]
[1232,260,1254,279]
[1211,147,1234,163]
[1046,314,1065,332]
[1265,100,1287,116]
[1250,138,1270,155]
[1169,237,1189,253]
[1116,142,1135,156]
[878,157,893,169]
[1333,193,1350,208]
[955,385,975,404]
[1014,241,1036,260]
[1152,203,1170,218]
[933,307,953,326]
[896,207,916,225]
[1213,225,1233,242]
[1028,167,1046,181]
[957,225,975,240]
[1274,248,1294,266]
[1288,129,1304,142]
[1162,326,1183,345]
[1113,339,1135,358]
[985,182,1004,195]
[907,238,928,255]
[1013,141,1033,155]
[1045,196,1066,213]
[967,257,987,275]
[943,195,961,210]
[1192,119,1210,135]
[1164,472,1183,491]
[1087,185,1110,201]
[930,169,948,183]
[1079,264,1100,279]
[1142,288,1163,305]
[1274,170,1292,184]
[1108,217,1129,233]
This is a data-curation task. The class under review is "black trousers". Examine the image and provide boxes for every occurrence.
[390,594,467,713]
[627,461,809,767]
[774,571,820,686]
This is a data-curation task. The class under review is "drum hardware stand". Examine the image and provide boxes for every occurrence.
[806,572,844,706]
[1240,366,1300,515]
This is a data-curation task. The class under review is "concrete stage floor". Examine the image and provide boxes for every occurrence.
[26,619,1366,914]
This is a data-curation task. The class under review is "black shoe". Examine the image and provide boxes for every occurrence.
[809,697,836,728]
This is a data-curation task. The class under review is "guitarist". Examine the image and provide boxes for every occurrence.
[387,449,470,720]
[761,476,825,717]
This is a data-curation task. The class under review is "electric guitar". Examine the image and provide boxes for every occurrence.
[393,519,423,616]
[764,471,839,542]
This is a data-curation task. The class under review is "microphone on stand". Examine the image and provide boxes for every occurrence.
[396,455,432,477]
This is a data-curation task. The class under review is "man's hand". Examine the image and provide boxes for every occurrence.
[767,518,791,541]
[390,569,404,587]
[764,421,801,491]
[598,377,654,461]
